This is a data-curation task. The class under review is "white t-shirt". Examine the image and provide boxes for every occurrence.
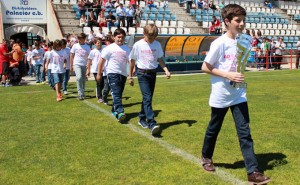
[62,47,71,70]
[101,43,131,77]
[26,50,33,62]
[50,50,68,74]
[32,48,44,65]
[129,39,163,70]
[44,50,52,69]
[204,34,247,108]
[88,48,102,74]
[70,43,91,66]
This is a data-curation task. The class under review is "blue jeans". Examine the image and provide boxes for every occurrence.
[201,102,258,174]
[107,22,118,31]
[62,69,70,92]
[47,69,55,88]
[103,76,111,102]
[137,71,157,126]
[27,60,33,76]
[107,73,127,114]
[53,73,64,84]
[34,64,44,83]
[73,65,86,97]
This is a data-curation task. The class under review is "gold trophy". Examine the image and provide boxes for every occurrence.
[230,33,253,88]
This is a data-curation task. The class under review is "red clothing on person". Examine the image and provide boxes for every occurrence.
[214,18,220,27]
[0,44,10,63]
[130,0,137,5]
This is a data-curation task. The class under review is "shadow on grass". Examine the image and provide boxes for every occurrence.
[158,120,197,134]
[214,152,287,172]
[123,102,141,108]
[126,110,162,122]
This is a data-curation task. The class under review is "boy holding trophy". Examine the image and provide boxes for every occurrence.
[200,4,271,184]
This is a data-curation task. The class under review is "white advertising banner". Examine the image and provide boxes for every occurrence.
[1,0,47,24]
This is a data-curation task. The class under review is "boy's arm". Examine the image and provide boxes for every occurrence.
[96,58,106,82]
[70,53,74,71]
[45,58,50,71]
[202,62,244,83]
[158,57,171,79]
[128,59,136,86]
[87,58,92,76]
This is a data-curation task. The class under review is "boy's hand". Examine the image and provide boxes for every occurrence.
[165,71,171,79]
[226,72,244,83]
[128,78,134,86]
[96,73,102,82]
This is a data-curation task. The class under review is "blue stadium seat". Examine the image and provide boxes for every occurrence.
[283,36,289,42]
[284,19,289,24]
[190,9,195,16]
[208,9,214,15]
[157,14,164,21]
[171,14,177,21]
[141,13,148,20]
[292,43,297,49]
[196,15,202,22]
[75,11,80,19]
[289,36,294,42]
[202,15,209,22]
[286,43,292,49]
[73,4,78,11]
[249,17,255,23]
[294,37,299,42]
[149,13,156,21]
[158,7,165,14]
[151,7,158,14]
[269,18,275,24]
[164,14,171,21]
[202,9,208,15]
[196,9,201,16]
[165,8,171,15]
[143,7,150,14]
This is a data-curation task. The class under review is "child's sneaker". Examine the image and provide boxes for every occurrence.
[138,120,149,128]
[150,124,160,135]
[103,101,108,105]
[118,113,126,123]
[112,112,118,119]
[63,91,68,95]
[97,98,103,103]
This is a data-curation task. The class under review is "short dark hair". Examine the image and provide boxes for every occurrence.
[78,33,87,39]
[53,39,62,50]
[113,28,126,37]
[222,4,246,27]
[48,41,54,47]
[61,39,67,45]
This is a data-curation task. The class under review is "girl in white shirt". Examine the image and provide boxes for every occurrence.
[44,42,54,89]
[49,39,67,102]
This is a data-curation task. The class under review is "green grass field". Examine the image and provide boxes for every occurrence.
[1,70,300,185]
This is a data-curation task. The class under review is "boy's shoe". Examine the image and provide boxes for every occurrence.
[112,112,118,119]
[248,171,271,185]
[97,98,103,103]
[78,95,84,100]
[56,96,62,102]
[41,81,46,85]
[4,83,12,87]
[63,91,68,95]
[150,125,160,135]
[36,82,41,85]
[118,113,126,123]
[103,101,108,105]
[138,120,149,129]
[201,156,215,172]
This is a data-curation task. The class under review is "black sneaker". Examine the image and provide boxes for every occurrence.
[138,120,149,129]
[150,125,160,135]
[118,112,126,123]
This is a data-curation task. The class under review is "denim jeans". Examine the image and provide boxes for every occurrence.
[201,102,258,174]
[107,73,127,114]
[34,64,44,83]
[62,69,70,92]
[93,73,104,99]
[102,76,111,102]
[73,65,86,97]
[47,69,54,89]
[137,71,157,126]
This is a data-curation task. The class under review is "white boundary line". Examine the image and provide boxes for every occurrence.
[82,100,247,185]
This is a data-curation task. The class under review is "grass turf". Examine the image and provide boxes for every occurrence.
[0,70,299,184]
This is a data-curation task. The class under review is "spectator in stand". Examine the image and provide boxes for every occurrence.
[116,3,126,27]
[274,37,285,70]
[114,0,120,8]
[12,39,25,78]
[87,10,98,27]
[106,11,117,31]
[256,29,262,39]
[135,5,142,28]
[209,22,215,35]
[264,0,272,11]
[208,0,217,13]
[197,0,203,9]
[126,4,135,33]
[296,38,300,69]
[93,0,102,18]
[212,15,221,34]
[97,27,107,40]
[218,0,225,10]
[80,14,88,27]
[98,11,107,28]
[105,0,114,10]
[147,0,156,9]
[162,0,168,8]
[203,0,209,11]
[252,36,259,47]
[130,0,137,9]
[85,0,94,8]
[251,29,255,37]
[186,0,193,13]
[78,0,86,17]
[245,29,250,35]
[0,40,14,87]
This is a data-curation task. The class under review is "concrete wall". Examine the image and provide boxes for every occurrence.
[46,0,63,40]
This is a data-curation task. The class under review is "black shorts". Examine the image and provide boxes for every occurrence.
[1,62,9,75]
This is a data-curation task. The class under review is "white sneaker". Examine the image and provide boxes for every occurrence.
[63,91,68,95]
